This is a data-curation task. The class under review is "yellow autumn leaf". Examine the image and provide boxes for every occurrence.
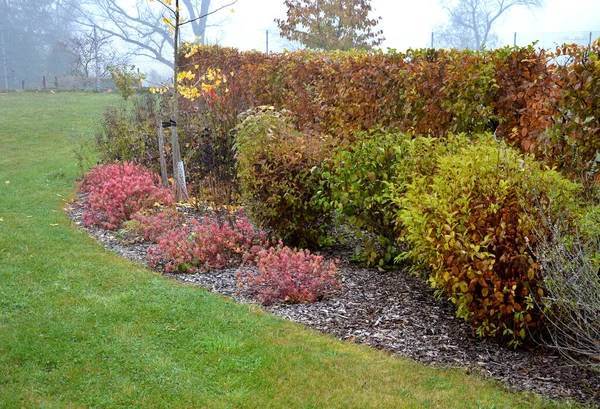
[230,8,235,12]
[50,224,59,227]
[4,181,9,184]
[0,218,4,222]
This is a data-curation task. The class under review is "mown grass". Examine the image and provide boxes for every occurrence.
[0,92,585,408]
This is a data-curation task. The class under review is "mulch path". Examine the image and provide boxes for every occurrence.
[66,201,600,407]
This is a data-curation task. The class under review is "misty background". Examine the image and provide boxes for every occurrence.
[0,0,598,91]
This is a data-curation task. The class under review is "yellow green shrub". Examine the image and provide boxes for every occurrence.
[396,137,581,346]
[323,131,470,266]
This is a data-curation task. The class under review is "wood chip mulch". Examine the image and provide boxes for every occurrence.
[66,200,600,407]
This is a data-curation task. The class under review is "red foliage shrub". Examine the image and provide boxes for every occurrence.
[79,161,174,229]
[147,213,266,273]
[238,242,340,305]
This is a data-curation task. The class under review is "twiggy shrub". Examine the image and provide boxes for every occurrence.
[234,106,332,248]
[397,138,581,346]
[79,161,174,229]
[324,131,470,266]
[532,206,600,369]
[147,214,266,273]
[238,242,340,305]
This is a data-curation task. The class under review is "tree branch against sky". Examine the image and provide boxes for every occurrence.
[60,0,236,69]
[275,0,384,51]
[437,0,544,50]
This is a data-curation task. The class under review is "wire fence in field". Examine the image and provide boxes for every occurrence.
[1,26,598,91]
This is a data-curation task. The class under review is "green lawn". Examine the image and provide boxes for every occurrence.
[0,92,582,408]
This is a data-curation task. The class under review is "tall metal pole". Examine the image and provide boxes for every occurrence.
[590,31,593,47]
[266,30,269,54]
[431,32,434,49]
[1,26,8,92]
[514,32,517,47]
[94,26,101,92]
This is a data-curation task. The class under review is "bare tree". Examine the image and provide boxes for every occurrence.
[61,0,221,69]
[436,0,544,50]
[60,30,127,77]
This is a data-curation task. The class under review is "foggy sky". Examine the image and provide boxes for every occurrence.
[204,0,600,51]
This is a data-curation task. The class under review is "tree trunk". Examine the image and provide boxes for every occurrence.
[1,26,8,91]
[184,0,211,44]
[93,26,101,92]
[197,0,211,44]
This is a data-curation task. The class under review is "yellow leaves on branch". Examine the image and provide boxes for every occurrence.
[151,67,230,101]
[178,68,229,101]
[184,43,202,58]
[177,70,196,82]
[149,86,169,95]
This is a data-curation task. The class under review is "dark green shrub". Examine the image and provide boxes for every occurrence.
[397,137,581,346]
[234,106,332,248]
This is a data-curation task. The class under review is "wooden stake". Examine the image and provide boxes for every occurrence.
[156,117,169,189]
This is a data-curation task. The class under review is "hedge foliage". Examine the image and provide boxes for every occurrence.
[180,41,600,177]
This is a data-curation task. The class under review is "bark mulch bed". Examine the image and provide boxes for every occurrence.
[66,201,600,407]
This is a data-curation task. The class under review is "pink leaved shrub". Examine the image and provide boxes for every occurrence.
[79,161,174,229]
[238,242,340,305]
[148,213,267,273]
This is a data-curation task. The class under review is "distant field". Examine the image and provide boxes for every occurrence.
[0,92,582,408]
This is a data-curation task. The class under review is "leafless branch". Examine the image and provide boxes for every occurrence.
[181,0,237,26]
